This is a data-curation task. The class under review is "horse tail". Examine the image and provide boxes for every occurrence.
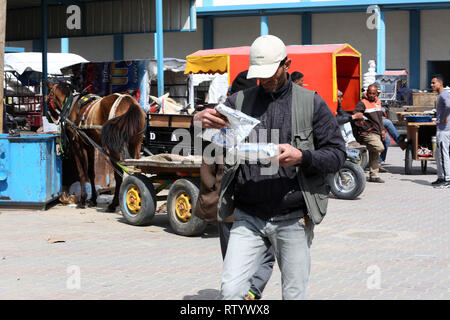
[101,99,145,160]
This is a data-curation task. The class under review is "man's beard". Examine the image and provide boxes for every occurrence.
[262,77,286,93]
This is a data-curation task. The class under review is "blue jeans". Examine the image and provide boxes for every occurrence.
[380,118,403,163]
[436,130,450,181]
[220,208,314,300]
[218,221,275,299]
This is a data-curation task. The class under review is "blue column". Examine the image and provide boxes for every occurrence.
[376,9,386,75]
[154,33,158,59]
[61,38,69,53]
[409,10,421,89]
[113,34,124,60]
[301,13,312,45]
[190,0,196,30]
[42,0,48,114]
[260,16,269,36]
[155,0,164,97]
[203,16,214,49]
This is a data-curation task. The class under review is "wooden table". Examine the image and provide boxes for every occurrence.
[405,122,436,174]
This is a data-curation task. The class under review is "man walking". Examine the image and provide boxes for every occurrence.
[193,70,275,300]
[353,84,386,183]
[194,35,345,299]
[430,74,450,188]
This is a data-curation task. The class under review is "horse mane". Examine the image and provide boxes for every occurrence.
[57,81,74,97]
[101,96,145,160]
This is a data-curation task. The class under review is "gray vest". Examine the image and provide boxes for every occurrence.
[217,84,329,225]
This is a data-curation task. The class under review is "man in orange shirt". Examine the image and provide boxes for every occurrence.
[353,84,386,183]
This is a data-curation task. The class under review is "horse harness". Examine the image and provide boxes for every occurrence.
[77,93,129,130]
[51,89,144,177]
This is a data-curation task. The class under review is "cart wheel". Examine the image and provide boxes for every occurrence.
[119,174,156,226]
[421,160,428,174]
[167,178,207,236]
[329,160,366,200]
[405,143,413,175]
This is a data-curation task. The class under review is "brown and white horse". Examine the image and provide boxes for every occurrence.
[46,82,146,212]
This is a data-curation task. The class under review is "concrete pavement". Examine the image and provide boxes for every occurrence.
[0,146,448,300]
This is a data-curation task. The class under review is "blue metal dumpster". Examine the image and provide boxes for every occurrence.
[0,134,62,209]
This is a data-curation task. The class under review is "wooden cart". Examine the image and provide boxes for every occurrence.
[405,122,436,174]
[118,155,207,236]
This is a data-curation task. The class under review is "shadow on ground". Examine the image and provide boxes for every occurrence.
[115,211,219,238]
[384,164,437,176]
[183,289,220,300]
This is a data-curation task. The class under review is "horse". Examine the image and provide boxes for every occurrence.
[45,81,146,212]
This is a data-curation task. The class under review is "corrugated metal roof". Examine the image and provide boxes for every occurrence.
[7,0,101,10]
[6,0,196,41]
[7,0,42,9]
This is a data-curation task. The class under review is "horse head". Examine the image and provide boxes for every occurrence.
[45,81,74,111]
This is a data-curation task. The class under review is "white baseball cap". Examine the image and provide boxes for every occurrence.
[247,35,287,79]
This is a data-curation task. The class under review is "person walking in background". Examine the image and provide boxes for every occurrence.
[430,74,450,188]
[353,84,386,183]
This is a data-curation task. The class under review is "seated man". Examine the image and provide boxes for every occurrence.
[353,84,386,183]
[336,90,363,148]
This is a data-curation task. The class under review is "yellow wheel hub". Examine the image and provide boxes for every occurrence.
[126,185,141,214]
[175,193,191,222]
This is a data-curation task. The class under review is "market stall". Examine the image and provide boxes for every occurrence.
[185,43,362,114]
[61,58,188,113]
[3,52,88,131]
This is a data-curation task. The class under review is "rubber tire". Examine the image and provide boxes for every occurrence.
[405,143,413,175]
[329,161,366,200]
[167,178,207,237]
[119,174,157,226]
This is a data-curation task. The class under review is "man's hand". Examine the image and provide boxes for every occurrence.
[352,112,363,121]
[193,108,228,129]
[381,129,386,141]
[278,144,303,167]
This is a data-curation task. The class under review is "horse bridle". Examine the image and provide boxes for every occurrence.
[47,83,81,124]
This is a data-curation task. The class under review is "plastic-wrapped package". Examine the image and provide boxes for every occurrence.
[200,103,260,148]
[229,143,279,161]
[199,104,280,162]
